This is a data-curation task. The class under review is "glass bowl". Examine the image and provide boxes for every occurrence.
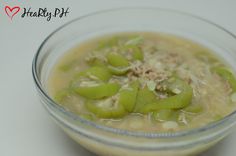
[32,8,236,156]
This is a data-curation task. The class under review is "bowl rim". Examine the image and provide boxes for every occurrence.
[32,7,236,139]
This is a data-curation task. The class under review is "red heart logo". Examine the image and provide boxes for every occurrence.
[5,6,21,20]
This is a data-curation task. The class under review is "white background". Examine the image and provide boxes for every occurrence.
[1,0,236,156]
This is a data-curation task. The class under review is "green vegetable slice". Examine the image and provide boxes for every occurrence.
[134,86,157,113]
[132,47,144,61]
[118,81,139,112]
[85,99,126,118]
[123,45,144,61]
[86,56,129,75]
[74,66,111,82]
[106,52,129,67]
[74,83,121,99]
[107,66,129,75]
[212,67,236,92]
[85,81,139,118]
[141,78,193,113]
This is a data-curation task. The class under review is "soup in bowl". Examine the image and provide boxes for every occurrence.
[32,8,236,156]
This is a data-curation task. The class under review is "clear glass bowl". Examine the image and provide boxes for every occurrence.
[32,8,236,156]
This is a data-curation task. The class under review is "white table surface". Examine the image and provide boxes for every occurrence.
[1,0,236,155]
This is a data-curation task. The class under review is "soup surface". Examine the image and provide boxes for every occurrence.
[48,32,236,132]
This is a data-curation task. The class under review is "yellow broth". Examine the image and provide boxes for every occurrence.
[48,32,236,132]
